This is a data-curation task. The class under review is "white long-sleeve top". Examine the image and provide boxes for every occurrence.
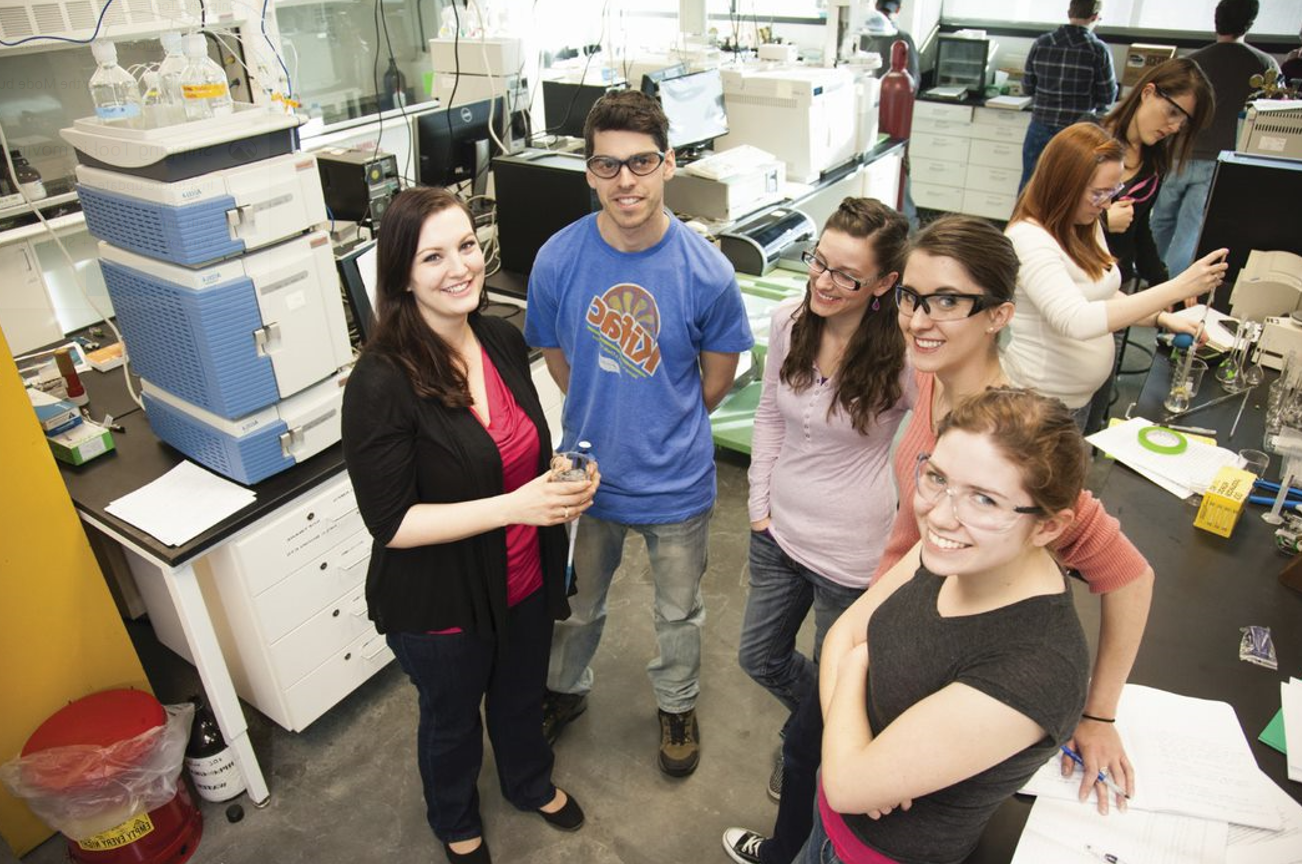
[746,298,915,588]
[1002,219,1122,409]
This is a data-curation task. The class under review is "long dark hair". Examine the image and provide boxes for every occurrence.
[366,187,486,407]
[780,197,909,433]
[1103,58,1213,179]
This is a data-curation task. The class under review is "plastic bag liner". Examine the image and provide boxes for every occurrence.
[0,702,194,842]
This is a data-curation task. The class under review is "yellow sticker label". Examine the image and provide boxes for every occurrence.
[183,83,228,99]
[77,812,155,851]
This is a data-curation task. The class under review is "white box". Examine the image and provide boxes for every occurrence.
[666,159,785,221]
[428,37,523,77]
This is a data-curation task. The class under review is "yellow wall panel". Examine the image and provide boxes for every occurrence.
[0,328,150,856]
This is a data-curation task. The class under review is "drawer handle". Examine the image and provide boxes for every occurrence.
[332,608,341,618]
[361,634,388,660]
[350,597,368,618]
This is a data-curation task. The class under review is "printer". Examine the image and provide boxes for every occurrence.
[665,145,785,222]
[1237,101,1302,162]
[718,208,817,276]
[714,66,858,184]
[1230,249,1302,322]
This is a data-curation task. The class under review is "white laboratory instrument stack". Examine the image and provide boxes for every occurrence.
[61,104,354,485]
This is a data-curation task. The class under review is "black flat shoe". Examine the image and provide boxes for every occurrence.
[537,790,585,831]
[443,839,491,863]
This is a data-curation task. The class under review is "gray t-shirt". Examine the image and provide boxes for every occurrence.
[845,566,1089,864]
[1189,41,1281,162]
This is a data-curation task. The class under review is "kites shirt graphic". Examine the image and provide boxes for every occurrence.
[585,283,662,377]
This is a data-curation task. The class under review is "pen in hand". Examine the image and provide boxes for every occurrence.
[1060,745,1130,800]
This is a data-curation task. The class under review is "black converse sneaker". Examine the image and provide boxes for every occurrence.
[722,827,766,864]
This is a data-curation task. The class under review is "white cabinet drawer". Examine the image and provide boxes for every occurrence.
[254,532,371,642]
[268,585,375,687]
[232,475,363,595]
[969,138,1023,170]
[967,122,1027,145]
[964,164,1020,196]
[911,157,967,188]
[973,107,1032,130]
[910,132,971,162]
[961,189,1018,221]
[911,117,972,137]
[914,101,973,124]
[912,181,966,212]
[284,629,393,731]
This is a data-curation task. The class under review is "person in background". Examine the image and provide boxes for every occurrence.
[341,188,598,864]
[808,387,1091,864]
[525,90,754,777]
[1150,0,1279,277]
[866,0,919,93]
[1003,122,1226,430]
[735,198,911,816]
[1282,22,1302,85]
[1020,0,1118,191]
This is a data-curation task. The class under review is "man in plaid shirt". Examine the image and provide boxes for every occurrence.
[1020,0,1118,189]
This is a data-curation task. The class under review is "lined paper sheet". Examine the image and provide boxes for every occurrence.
[1086,417,1242,499]
[1020,685,1281,830]
[1011,797,1229,864]
[106,461,257,547]
[1227,778,1302,864]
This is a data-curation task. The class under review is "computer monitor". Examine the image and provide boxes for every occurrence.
[656,69,728,157]
[415,97,507,195]
[640,63,689,97]
[337,239,379,343]
[542,80,625,139]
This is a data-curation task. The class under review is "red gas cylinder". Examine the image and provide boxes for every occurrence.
[879,39,915,140]
[22,690,203,864]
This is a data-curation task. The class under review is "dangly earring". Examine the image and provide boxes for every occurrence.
[871,295,881,312]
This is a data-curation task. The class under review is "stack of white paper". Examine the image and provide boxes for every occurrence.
[106,461,257,547]
[1013,684,1301,864]
[1284,678,1302,783]
[1086,417,1242,499]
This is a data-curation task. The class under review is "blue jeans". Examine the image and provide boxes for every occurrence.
[739,530,863,729]
[1020,119,1064,192]
[797,807,842,864]
[760,677,825,864]
[387,591,557,844]
[547,508,712,713]
[1150,157,1215,277]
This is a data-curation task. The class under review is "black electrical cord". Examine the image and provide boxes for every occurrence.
[378,0,414,183]
[198,0,206,28]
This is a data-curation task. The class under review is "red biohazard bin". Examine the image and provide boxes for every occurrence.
[21,689,203,864]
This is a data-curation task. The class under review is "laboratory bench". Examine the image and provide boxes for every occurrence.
[966,351,1302,863]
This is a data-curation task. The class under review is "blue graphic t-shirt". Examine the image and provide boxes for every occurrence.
[525,214,753,524]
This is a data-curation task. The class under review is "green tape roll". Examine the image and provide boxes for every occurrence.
[1138,426,1188,455]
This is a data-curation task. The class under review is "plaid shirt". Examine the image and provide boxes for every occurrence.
[1024,24,1117,128]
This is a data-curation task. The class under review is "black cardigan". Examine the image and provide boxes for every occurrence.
[340,314,570,643]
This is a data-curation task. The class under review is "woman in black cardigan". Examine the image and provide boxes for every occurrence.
[341,188,598,864]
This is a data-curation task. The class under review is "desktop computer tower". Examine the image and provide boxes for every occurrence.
[492,149,599,274]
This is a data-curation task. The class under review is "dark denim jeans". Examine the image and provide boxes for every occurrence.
[387,590,556,843]
[739,529,862,735]
[760,676,824,864]
[1020,119,1065,192]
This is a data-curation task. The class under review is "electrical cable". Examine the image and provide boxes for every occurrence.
[0,0,115,46]
[261,0,294,103]
[377,0,415,183]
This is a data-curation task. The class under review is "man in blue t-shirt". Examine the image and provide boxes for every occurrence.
[524,90,753,777]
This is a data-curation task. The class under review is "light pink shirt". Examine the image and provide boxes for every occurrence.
[747,298,916,588]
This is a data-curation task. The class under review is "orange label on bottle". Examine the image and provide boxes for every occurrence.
[77,812,154,851]
[182,83,228,99]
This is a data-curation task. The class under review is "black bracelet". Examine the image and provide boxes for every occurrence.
[1082,712,1115,724]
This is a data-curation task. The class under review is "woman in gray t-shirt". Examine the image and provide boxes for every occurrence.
[807,388,1092,864]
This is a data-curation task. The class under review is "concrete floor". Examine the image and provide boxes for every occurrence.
[13,333,1154,864]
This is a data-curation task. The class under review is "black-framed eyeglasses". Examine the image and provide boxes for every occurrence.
[802,250,867,292]
[894,284,997,321]
[1154,86,1193,129]
[914,453,1044,532]
[585,151,666,179]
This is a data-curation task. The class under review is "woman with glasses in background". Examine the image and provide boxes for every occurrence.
[807,388,1091,864]
[1099,59,1214,293]
[1003,122,1228,428]
[729,198,910,845]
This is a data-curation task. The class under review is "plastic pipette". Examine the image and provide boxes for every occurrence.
[1264,472,1295,525]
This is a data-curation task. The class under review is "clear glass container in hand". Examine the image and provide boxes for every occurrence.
[550,442,593,482]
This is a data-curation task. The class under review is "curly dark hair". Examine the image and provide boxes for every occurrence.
[780,197,910,434]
